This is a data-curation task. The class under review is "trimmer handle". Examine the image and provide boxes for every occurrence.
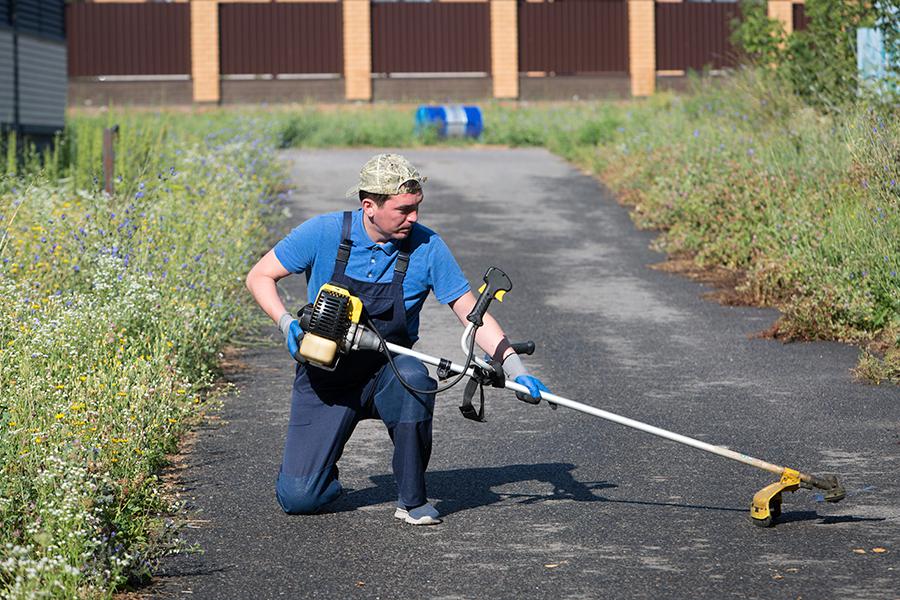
[467,267,512,327]
[510,341,535,356]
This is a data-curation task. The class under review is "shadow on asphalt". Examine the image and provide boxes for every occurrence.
[776,511,886,526]
[324,462,789,519]
[328,462,611,516]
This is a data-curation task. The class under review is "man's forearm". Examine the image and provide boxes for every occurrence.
[474,313,515,363]
[246,273,289,325]
[449,291,514,362]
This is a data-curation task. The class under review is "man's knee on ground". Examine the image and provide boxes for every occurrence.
[276,469,341,515]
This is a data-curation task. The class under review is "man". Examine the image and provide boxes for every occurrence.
[245,153,548,525]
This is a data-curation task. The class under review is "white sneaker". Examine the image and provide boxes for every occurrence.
[393,502,442,525]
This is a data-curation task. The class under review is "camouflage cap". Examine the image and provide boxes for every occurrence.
[345,153,426,198]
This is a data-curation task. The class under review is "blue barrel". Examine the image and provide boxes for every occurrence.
[415,105,483,138]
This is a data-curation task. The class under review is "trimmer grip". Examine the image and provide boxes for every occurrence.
[510,341,535,356]
[467,267,513,326]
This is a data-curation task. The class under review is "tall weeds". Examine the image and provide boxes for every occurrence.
[0,113,285,597]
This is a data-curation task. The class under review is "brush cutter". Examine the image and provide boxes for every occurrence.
[295,267,846,527]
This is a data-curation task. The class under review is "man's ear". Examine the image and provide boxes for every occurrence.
[360,197,376,217]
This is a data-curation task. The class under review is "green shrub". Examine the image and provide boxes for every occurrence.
[731,0,787,66]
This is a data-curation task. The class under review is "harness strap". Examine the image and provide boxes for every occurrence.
[460,379,486,422]
[336,211,353,267]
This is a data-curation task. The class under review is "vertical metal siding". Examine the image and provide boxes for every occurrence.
[0,31,13,125]
[656,3,740,71]
[12,0,64,39]
[518,0,628,74]
[219,3,343,75]
[66,3,190,76]
[18,35,65,128]
[793,4,810,31]
[1,0,9,26]
[371,3,490,74]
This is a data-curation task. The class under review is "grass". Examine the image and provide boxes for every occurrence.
[0,67,896,598]
[0,113,286,597]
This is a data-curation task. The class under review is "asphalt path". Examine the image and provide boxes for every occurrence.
[154,148,899,599]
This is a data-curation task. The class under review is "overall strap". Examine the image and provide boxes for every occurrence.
[334,211,353,277]
[391,238,410,285]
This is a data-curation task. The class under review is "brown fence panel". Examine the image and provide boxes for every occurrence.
[656,3,740,71]
[220,3,342,75]
[519,0,628,74]
[793,4,811,31]
[66,3,190,76]
[372,3,490,74]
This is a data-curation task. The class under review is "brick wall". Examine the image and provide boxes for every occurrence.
[491,0,518,99]
[343,0,371,100]
[629,0,655,97]
[190,0,219,103]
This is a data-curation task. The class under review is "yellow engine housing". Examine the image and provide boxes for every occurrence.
[298,283,364,370]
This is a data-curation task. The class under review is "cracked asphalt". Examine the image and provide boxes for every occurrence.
[153,148,899,599]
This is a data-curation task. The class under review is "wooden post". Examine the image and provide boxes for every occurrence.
[103,125,119,195]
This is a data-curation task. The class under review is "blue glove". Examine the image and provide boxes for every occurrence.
[279,312,304,362]
[286,320,303,361]
[514,374,549,405]
[502,353,549,404]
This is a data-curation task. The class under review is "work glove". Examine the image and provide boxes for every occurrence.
[278,312,304,362]
[502,353,549,405]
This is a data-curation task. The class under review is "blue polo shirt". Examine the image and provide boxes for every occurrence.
[274,209,470,341]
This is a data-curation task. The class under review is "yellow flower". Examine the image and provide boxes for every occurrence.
[55,384,64,390]
[117,391,127,397]
[34,437,42,444]
[176,389,186,395]
[55,413,64,420]
[70,402,86,411]
[8,421,16,427]
[167,418,178,424]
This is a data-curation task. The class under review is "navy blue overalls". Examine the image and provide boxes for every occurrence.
[276,211,437,514]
